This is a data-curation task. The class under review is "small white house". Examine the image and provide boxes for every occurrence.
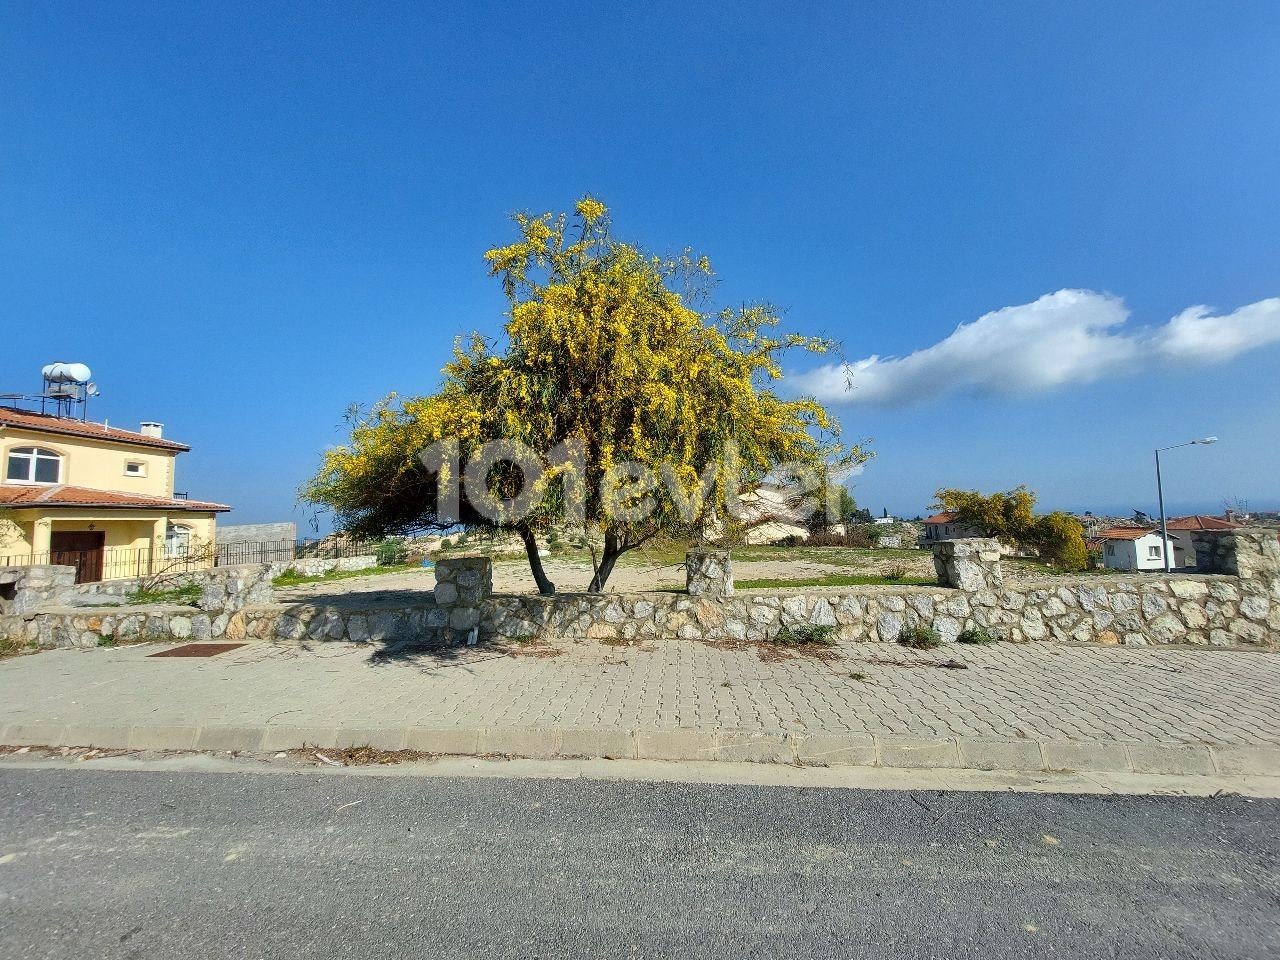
[1095,528,1169,571]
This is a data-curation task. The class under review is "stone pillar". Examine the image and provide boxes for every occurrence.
[686,549,733,597]
[433,556,493,637]
[1192,528,1280,583]
[931,538,1003,592]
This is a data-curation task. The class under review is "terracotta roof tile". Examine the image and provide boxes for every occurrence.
[0,484,229,512]
[923,512,960,524]
[0,407,189,451]
[1095,527,1157,540]
[1164,515,1240,531]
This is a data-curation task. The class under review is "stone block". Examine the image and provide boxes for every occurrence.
[1125,743,1215,776]
[715,731,793,763]
[793,733,876,766]
[1041,739,1130,773]
[481,727,560,758]
[558,728,636,759]
[876,736,961,769]
[1209,744,1280,777]
[634,729,717,761]
[957,738,1044,771]
[404,727,482,756]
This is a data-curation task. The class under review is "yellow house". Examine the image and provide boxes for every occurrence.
[0,406,230,582]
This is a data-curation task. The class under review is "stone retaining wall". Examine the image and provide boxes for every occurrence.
[3,531,1276,651]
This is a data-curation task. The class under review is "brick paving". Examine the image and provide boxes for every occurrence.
[2,638,1277,749]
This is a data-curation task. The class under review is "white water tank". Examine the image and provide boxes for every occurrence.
[42,362,92,384]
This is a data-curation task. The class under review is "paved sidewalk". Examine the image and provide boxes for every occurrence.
[2,638,1278,776]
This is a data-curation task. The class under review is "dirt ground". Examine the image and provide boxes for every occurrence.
[273,549,941,604]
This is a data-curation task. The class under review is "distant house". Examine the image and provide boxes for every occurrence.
[919,511,985,544]
[1094,528,1168,571]
[1163,515,1240,568]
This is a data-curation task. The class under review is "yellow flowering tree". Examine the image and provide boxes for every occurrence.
[304,197,865,594]
[933,486,1088,570]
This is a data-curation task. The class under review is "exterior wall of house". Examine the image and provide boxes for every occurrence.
[0,508,218,574]
[1101,534,1169,571]
[1168,531,1199,568]
[1,427,177,497]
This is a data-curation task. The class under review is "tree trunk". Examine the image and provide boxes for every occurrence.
[517,524,556,596]
[587,530,624,593]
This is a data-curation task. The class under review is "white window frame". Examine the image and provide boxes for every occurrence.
[124,460,147,478]
[5,446,62,485]
[1148,544,1162,559]
[164,522,193,559]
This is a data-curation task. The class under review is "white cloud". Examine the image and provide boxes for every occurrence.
[792,290,1280,407]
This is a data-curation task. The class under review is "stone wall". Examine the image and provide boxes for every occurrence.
[4,533,1277,651]
[0,566,76,615]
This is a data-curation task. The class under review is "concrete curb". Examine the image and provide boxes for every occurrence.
[4,722,1278,778]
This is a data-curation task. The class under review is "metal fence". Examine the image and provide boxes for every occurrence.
[0,545,204,584]
[1,539,380,584]
[216,539,379,566]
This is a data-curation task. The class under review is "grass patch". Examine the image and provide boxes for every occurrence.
[0,635,38,659]
[898,625,943,649]
[272,563,422,589]
[773,624,838,647]
[126,583,202,606]
[957,627,998,645]
[736,573,935,589]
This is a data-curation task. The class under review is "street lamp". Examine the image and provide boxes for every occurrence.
[1155,437,1218,573]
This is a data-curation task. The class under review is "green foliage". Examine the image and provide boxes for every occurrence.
[773,624,838,647]
[898,625,943,649]
[302,197,867,593]
[126,583,202,606]
[96,634,117,647]
[933,485,1087,570]
[1033,512,1089,571]
[375,539,409,566]
[957,627,998,645]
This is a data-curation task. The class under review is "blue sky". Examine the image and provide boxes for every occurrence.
[2,1,1277,527]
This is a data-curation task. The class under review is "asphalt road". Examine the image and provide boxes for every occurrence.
[1,767,1277,959]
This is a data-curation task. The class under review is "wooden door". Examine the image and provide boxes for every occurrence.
[50,531,106,584]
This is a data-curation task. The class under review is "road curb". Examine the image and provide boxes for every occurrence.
[5,722,1277,777]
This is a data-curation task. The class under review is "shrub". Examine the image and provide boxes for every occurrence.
[375,539,409,566]
[957,627,998,645]
[898,625,942,649]
[773,624,838,647]
[884,564,909,581]
[773,534,803,547]
[126,583,202,606]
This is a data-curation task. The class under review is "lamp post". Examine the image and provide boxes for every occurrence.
[1155,437,1218,573]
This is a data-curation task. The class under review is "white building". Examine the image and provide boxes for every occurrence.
[1094,528,1169,571]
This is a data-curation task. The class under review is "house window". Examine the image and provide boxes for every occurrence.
[5,447,61,484]
[1148,544,1162,559]
[1105,544,1115,557]
[164,523,193,558]
[124,461,147,477]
